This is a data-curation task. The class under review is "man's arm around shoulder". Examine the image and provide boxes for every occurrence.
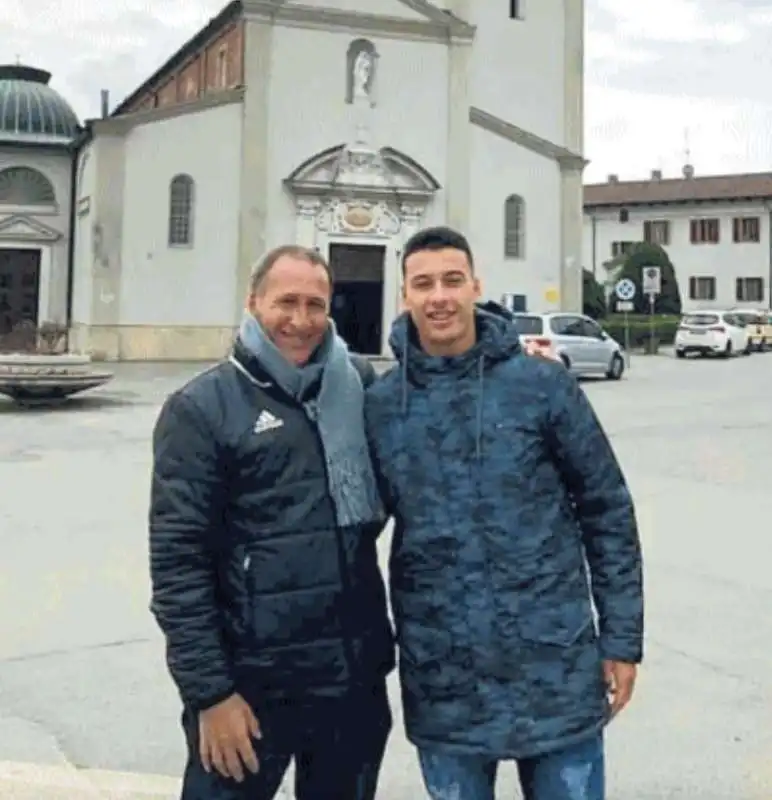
[149,389,235,711]
[544,366,644,666]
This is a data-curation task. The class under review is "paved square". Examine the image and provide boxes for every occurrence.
[1,353,770,798]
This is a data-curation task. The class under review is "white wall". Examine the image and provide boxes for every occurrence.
[265,25,449,245]
[583,202,772,308]
[71,143,96,324]
[459,1,566,147]
[470,125,561,311]
[119,102,242,326]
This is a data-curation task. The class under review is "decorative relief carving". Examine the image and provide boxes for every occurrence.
[399,202,425,223]
[295,197,322,218]
[313,199,401,237]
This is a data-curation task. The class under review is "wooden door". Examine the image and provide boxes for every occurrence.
[0,248,40,335]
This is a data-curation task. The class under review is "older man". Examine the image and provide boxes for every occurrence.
[149,245,394,799]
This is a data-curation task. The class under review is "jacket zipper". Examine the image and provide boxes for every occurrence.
[305,402,360,680]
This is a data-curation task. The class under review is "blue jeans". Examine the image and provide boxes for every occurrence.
[418,733,604,800]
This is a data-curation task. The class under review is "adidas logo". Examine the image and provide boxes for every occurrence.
[253,410,284,434]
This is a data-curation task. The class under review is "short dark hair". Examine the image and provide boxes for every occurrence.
[248,245,332,293]
[401,226,474,276]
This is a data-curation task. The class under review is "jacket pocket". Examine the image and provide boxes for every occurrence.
[400,624,475,700]
[516,597,596,648]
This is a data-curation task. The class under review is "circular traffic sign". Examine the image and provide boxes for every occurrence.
[615,278,636,301]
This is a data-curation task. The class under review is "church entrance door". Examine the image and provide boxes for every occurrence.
[0,248,40,336]
[328,243,385,355]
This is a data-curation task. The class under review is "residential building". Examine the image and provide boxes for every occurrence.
[583,167,772,310]
[68,0,585,360]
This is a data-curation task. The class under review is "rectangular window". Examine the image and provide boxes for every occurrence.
[510,0,523,18]
[643,220,670,245]
[735,277,764,303]
[611,241,636,257]
[688,276,716,300]
[690,218,720,244]
[732,216,760,243]
[217,47,228,87]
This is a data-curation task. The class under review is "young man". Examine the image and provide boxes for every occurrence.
[149,245,394,799]
[364,227,644,800]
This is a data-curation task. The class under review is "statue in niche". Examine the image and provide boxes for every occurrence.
[346,39,377,105]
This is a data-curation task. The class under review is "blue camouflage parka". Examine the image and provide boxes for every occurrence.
[364,303,643,758]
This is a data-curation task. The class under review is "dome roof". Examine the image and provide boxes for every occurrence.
[0,65,79,144]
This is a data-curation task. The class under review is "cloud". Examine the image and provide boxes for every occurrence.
[0,0,224,119]
[3,0,771,182]
[584,0,772,179]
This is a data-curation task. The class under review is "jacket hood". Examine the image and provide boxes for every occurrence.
[388,300,522,372]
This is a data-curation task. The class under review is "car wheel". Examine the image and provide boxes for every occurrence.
[559,353,571,370]
[675,349,686,359]
[606,353,624,380]
[721,341,732,358]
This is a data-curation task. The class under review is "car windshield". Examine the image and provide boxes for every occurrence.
[512,316,543,335]
[735,312,760,324]
[682,313,719,326]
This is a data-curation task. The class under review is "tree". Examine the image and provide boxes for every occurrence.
[609,242,682,315]
[582,269,606,319]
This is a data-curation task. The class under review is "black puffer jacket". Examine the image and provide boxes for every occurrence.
[149,340,394,711]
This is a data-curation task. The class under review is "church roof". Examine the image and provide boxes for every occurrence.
[0,65,80,145]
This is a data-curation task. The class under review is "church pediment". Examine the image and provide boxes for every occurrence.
[285,144,440,200]
[0,214,62,242]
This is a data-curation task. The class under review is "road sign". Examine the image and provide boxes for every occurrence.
[617,301,634,312]
[615,278,636,301]
[642,266,661,295]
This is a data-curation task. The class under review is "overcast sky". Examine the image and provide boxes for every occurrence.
[3,0,770,183]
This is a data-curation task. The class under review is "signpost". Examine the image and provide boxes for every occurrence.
[641,267,661,352]
[614,278,636,363]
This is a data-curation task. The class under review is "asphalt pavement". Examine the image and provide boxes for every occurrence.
[0,351,770,798]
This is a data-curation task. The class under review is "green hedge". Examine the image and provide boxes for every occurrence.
[601,314,680,349]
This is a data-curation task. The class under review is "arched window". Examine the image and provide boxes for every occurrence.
[0,166,56,206]
[504,194,524,258]
[168,174,194,246]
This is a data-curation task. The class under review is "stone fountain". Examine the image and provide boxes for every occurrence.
[0,322,113,404]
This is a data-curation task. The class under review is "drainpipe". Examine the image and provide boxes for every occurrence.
[64,138,80,348]
[591,214,597,275]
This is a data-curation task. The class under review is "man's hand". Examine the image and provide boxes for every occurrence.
[523,340,558,360]
[199,693,261,782]
[603,660,637,717]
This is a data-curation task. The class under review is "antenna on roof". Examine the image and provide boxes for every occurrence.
[682,127,694,178]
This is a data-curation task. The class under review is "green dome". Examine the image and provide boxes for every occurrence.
[0,65,79,144]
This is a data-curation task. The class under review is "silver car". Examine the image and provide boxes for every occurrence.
[511,312,625,379]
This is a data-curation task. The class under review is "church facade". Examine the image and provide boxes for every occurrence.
[70,0,585,360]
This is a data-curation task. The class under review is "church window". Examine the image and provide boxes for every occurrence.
[168,174,194,246]
[217,47,228,87]
[0,166,56,206]
[504,194,525,258]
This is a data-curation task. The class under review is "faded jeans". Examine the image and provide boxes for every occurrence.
[418,732,604,800]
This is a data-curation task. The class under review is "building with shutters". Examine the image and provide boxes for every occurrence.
[583,167,772,311]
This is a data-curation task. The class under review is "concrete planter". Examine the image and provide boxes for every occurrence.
[0,353,113,403]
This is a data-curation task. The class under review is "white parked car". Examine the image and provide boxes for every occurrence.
[674,310,751,358]
[511,312,626,379]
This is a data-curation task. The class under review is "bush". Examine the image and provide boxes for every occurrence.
[602,314,680,349]
[582,269,606,319]
[609,242,682,316]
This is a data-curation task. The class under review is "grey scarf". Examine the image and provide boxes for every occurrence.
[237,313,383,528]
